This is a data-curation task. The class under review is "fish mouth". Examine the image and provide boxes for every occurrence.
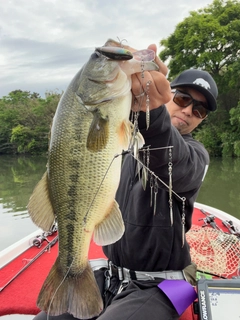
[77,90,113,106]
[85,97,112,105]
[88,71,120,84]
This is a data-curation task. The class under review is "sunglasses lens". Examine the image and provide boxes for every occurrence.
[192,103,208,119]
[173,92,192,108]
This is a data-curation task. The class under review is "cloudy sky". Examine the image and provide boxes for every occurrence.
[0,0,214,98]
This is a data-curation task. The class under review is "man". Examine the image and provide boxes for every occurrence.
[100,69,218,320]
[34,45,218,320]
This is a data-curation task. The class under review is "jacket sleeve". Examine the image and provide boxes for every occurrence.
[136,106,209,195]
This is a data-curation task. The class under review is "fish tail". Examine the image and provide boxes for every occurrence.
[37,258,103,319]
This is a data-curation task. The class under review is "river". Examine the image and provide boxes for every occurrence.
[0,155,240,252]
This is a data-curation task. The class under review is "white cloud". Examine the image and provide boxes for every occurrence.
[0,0,213,97]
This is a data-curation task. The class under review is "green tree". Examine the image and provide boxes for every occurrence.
[159,0,240,157]
[225,101,240,157]
[0,90,61,154]
[160,0,240,85]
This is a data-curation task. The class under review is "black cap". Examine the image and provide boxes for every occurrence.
[170,69,218,111]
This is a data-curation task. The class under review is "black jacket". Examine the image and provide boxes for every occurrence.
[103,106,209,271]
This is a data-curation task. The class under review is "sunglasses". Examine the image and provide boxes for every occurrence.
[172,89,209,119]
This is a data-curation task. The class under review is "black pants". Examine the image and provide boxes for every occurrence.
[33,269,179,320]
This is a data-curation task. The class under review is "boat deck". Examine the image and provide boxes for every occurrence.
[0,204,239,320]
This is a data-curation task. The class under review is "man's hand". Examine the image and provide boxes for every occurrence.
[131,44,171,112]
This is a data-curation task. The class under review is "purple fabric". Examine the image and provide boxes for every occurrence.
[158,280,197,315]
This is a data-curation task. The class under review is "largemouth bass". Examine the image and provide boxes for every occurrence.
[28,39,158,319]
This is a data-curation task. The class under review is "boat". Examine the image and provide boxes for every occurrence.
[0,202,240,320]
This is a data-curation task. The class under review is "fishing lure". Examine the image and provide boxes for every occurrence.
[95,46,133,60]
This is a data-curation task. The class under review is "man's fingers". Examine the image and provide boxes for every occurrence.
[148,44,157,54]
[130,43,170,112]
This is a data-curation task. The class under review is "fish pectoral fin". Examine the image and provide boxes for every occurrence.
[27,171,55,231]
[118,120,132,150]
[93,200,125,246]
[87,109,109,152]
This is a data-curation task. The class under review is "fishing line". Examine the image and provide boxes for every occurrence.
[47,257,75,320]
[47,152,127,319]
[131,147,187,245]
[82,152,126,224]
[129,150,184,202]
[82,139,183,224]
[116,37,128,47]
[81,125,157,224]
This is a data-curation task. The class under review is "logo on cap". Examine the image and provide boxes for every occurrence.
[193,78,211,90]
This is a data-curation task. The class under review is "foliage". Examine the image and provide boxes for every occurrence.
[160,0,240,157]
[0,90,61,154]
[227,102,240,156]
[1,1,240,156]
[193,114,222,157]
[160,0,240,77]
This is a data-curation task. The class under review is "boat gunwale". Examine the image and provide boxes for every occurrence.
[0,229,42,269]
[1,202,240,268]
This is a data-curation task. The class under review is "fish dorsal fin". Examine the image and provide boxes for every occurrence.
[27,171,55,231]
[87,109,109,152]
[93,200,125,246]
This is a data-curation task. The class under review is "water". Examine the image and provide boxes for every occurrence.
[0,155,240,252]
[197,157,240,220]
[0,155,47,251]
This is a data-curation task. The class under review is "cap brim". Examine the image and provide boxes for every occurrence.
[171,83,217,111]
